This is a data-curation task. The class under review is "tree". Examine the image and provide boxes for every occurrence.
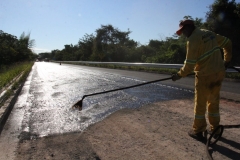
[17,32,35,61]
[78,34,95,60]
[206,0,240,65]
[148,40,163,49]
[0,30,18,65]
[38,52,51,60]
[60,44,79,61]
[0,30,36,65]
[53,50,63,61]
[234,3,240,17]
[124,39,138,48]
[93,24,132,61]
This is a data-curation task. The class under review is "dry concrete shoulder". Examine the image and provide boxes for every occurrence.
[16,99,240,160]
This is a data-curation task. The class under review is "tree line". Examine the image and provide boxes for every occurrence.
[1,0,240,67]
[0,31,37,67]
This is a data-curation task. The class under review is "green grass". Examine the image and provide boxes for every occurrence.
[225,72,240,79]
[0,62,34,107]
[0,62,33,90]
[0,89,13,107]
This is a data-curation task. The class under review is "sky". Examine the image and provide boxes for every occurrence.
[1,0,240,54]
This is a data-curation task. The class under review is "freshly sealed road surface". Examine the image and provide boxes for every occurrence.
[0,62,239,160]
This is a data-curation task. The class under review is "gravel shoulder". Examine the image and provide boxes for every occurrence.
[15,99,240,160]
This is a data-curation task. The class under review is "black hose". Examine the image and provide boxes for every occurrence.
[206,124,240,160]
[206,125,224,160]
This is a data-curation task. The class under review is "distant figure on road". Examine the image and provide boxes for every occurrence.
[172,19,232,140]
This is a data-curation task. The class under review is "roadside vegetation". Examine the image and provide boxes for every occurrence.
[0,62,31,89]
[0,21,36,107]
[0,31,37,66]
[0,29,36,107]
[37,0,240,68]
[0,62,34,107]
[225,72,240,79]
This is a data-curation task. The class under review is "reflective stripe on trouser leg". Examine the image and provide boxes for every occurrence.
[194,71,225,133]
[193,114,207,133]
[207,90,220,132]
[208,112,220,132]
[193,75,207,133]
[207,71,225,132]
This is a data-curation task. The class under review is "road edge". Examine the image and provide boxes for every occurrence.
[0,66,33,135]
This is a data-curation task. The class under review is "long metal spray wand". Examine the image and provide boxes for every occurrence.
[72,76,173,110]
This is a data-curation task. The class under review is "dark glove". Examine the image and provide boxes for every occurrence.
[224,61,230,69]
[172,73,182,81]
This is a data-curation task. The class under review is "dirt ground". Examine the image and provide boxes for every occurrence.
[15,99,240,160]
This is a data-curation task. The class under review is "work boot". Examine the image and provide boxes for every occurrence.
[188,129,205,141]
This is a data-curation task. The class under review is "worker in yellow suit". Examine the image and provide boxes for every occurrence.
[172,19,232,140]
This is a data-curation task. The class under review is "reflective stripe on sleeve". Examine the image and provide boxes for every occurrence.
[219,37,229,48]
[197,46,220,62]
[184,59,197,65]
[184,41,224,66]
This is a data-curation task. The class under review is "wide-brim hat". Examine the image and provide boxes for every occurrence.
[176,19,194,35]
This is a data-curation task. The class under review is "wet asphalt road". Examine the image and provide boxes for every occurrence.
[0,62,239,159]
[23,62,197,137]
[5,62,196,137]
[3,62,240,137]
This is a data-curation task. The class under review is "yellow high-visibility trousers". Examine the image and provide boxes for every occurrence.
[193,71,225,133]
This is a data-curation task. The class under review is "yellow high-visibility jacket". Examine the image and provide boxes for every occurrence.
[178,28,232,77]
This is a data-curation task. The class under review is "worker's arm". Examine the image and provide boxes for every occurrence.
[216,34,232,62]
[178,41,198,77]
